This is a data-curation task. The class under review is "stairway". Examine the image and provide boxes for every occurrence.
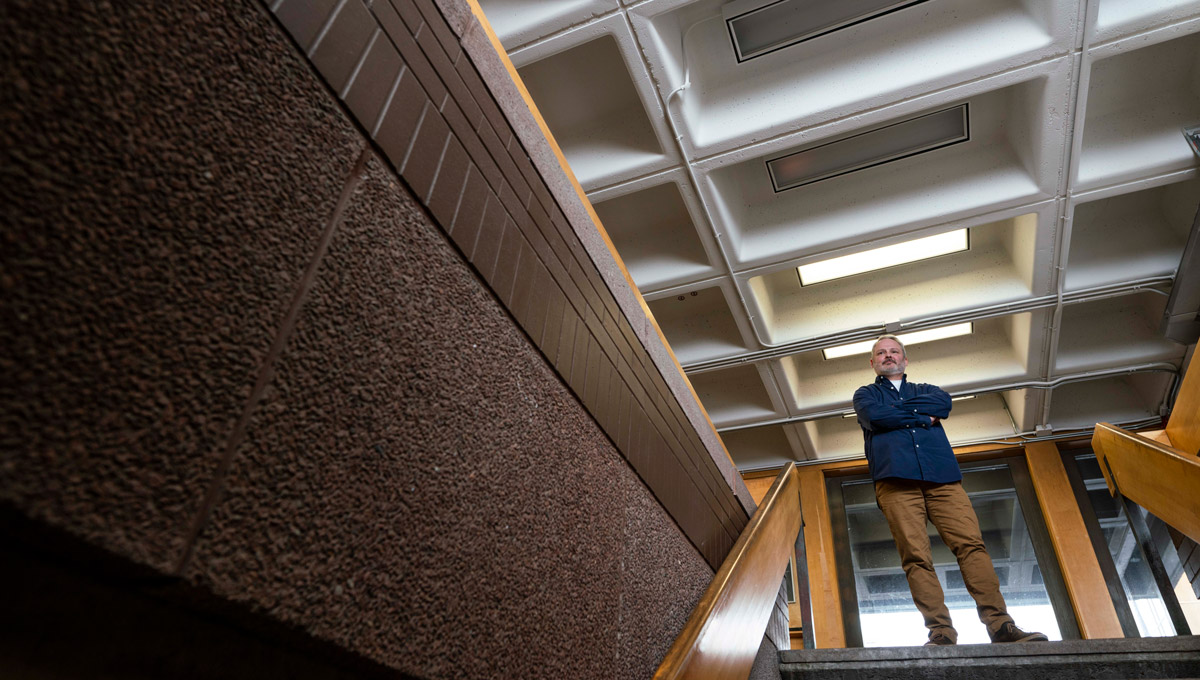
[778,636,1200,680]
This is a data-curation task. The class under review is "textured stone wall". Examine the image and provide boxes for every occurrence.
[0,0,731,677]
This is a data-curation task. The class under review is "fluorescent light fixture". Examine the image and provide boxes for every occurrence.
[798,229,968,286]
[725,0,930,62]
[768,104,969,191]
[821,322,974,360]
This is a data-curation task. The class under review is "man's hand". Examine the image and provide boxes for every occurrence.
[929,416,941,427]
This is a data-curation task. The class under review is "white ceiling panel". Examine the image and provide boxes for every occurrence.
[481,0,1200,470]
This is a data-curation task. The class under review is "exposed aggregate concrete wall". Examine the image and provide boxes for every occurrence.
[1,0,722,677]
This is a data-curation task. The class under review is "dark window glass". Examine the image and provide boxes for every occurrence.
[842,465,1062,645]
[1073,453,1176,636]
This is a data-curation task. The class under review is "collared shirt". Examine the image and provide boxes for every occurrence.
[853,374,960,483]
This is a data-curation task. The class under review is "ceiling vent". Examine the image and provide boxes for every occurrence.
[724,0,931,63]
[767,104,969,192]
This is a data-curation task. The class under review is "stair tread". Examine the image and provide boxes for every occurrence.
[779,636,1200,680]
[781,635,1200,662]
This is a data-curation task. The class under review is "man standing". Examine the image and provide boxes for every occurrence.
[853,335,1048,646]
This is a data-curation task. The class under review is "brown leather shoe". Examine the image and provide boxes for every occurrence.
[990,622,1048,643]
[924,632,956,646]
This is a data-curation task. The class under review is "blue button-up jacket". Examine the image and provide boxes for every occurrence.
[853,375,960,483]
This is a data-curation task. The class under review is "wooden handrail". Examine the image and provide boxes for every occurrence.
[654,464,801,680]
[1091,422,1200,543]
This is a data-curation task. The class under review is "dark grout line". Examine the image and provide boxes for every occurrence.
[171,147,371,577]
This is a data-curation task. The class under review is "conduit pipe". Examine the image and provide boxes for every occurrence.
[1039,0,1099,428]
[685,276,1173,374]
[717,362,1180,431]
[736,414,1166,475]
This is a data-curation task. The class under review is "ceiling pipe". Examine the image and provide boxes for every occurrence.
[1039,0,1100,429]
[716,362,1180,432]
[684,275,1173,374]
[736,413,1167,473]
[624,11,778,352]
[621,11,803,418]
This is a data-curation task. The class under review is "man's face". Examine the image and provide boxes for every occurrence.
[870,339,907,378]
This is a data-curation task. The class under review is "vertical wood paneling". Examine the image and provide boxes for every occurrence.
[1166,356,1200,454]
[1025,441,1125,639]
[798,466,845,649]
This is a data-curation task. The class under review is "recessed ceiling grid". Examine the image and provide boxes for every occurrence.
[478,0,1200,469]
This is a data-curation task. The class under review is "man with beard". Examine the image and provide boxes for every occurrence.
[853,335,1048,646]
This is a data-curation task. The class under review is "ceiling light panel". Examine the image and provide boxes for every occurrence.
[708,70,1061,270]
[798,229,968,286]
[776,314,1041,414]
[768,104,969,191]
[725,0,931,62]
[745,210,1046,346]
[822,322,975,360]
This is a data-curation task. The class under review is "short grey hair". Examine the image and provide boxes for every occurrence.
[872,334,907,358]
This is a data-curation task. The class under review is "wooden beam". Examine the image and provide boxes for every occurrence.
[654,465,802,680]
[798,466,846,649]
[1092,423,1200,544]
[1024,441,1124,639]
[1167,356,1200,454]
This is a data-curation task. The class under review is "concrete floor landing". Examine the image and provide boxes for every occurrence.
[779,636,1200,680]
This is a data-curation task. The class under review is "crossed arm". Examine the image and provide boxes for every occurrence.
[853,384,952,432]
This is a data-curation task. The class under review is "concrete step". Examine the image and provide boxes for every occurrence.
[779,636,1200,680]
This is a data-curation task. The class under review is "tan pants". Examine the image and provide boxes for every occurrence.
[874,479,1013,641]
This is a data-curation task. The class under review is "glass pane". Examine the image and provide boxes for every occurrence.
[783,561,796,603]
[1074,453,1177,636]
[843,465,1063,646]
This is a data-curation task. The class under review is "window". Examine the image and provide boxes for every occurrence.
[828,458,1075,646]
[1063,451,1195,637]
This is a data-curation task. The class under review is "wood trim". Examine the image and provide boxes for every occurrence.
[1166,356,1200,454]
[743,474,777,506]
[1024,441,1124,639]
[1092,422,1200,544]
[459,0,738,473]
[798,466,845,649]
[654,465,802,679]
[1139,429,1176,447]
[788,628,804,650]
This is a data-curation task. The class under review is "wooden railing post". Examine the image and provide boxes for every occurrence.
[1025,441,1124,638]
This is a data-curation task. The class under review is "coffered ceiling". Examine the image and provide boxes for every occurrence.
[476,0,1200,470]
